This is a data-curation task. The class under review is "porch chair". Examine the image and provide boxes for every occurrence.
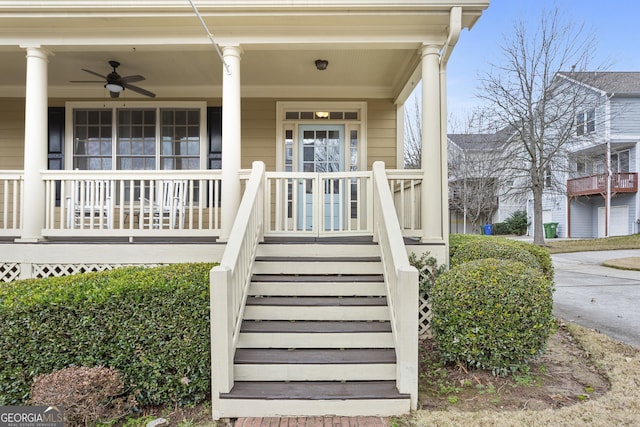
[141,180,188,229]
[66,179,113,229]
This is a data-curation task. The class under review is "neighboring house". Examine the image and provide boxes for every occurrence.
[0,0,489,418]
[537,72,640,238]
[448,130,524,234]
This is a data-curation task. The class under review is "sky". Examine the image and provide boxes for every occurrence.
[444,0,640,129]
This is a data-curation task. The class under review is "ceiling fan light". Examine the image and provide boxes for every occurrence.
[105,83,124,93]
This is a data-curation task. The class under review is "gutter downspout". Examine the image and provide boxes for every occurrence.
[440,7,462,244]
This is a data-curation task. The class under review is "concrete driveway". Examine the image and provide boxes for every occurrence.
[553,250,640,348]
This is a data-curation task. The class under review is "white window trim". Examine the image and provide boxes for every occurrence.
[275,101,367,172]
[64,101,208,170]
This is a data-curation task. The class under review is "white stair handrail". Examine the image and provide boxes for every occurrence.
[372,161,419,410]
[210,161,265,404]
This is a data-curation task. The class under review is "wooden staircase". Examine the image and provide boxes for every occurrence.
[217,239,411,417]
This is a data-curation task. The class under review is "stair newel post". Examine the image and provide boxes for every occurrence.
[396,266,419,410]
[210,265,235,404]
[254,161,266,244]
[371,161,385,244]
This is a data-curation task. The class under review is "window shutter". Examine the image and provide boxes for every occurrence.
[48,107,65,206]
[207,106,222,169]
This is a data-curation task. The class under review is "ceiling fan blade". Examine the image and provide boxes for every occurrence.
[121,75,145,83]
[123,83,156,98]
[81,69,107,79]
[70,80,104,83]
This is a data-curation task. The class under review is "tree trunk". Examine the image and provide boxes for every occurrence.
[532,184,546,245]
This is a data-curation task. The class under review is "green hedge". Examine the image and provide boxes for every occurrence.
[431,259,555,374]
[449,234,553,280]
[0,263,213,407]
[451,238,541,273]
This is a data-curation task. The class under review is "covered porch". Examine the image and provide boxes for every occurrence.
[0,0,490,418]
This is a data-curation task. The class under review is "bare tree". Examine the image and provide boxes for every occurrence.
[404,92,422,169]
[448,134,506,233]
[478,8,600,244]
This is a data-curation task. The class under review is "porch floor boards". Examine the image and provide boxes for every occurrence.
[240,320,391,333]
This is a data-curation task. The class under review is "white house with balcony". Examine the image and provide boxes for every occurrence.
[0,0,489,418]
[537,72,640,238]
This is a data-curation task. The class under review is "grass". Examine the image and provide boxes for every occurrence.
[545,234,640,253]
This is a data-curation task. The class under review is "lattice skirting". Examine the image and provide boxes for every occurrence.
[0,262,163,282]
[0,263,21,283]
[418,294,433,340]
[31,263,162,279]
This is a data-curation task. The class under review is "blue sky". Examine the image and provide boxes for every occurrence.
[445,0,640,125]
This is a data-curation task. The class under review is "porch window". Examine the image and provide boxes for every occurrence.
[73,110,113,170]
[70,104,204,171]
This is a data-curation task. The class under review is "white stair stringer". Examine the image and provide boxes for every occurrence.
[214,240,411,418]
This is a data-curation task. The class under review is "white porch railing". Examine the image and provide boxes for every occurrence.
[210,161,265,416]
[264,171,373,236]
[42,170,223,237]
[1,168,423,240]
[0,171,23,236]
[387,170,423,236]
[372,161,419,410]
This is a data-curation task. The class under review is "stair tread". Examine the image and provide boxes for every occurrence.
[246,296,387,306]
[252,275,384,283]
[240,320,391,333]
[220,381,409,400]
[235,348,396,364]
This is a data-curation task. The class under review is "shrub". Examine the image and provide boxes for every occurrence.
[512,239,554,280]
[450,238,541,273]
[30,366,136,426]
[492,222,510,235]
[449,233,485,259]
[505,210,528,235]
[430,259,555,375]
[0,263,213,407]
[408,251,446,298]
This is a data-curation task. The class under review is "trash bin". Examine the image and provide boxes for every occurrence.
[543,222,558,238]
[483,224,493,236]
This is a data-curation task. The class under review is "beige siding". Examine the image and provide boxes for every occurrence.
[242,99,277,170]
[0,98,399,172]
[0,99,25,169]
[366,99,397,169]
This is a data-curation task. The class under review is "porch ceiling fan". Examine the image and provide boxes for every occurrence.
[70,60,156,98]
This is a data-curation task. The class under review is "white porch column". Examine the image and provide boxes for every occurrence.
[220,46,242,242]
[420,45,443,243]
[19,46,52,242]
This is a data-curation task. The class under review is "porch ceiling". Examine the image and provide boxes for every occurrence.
[0,0,488,101]
[0,46,421,100]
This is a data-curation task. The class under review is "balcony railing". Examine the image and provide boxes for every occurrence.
[567,172,638,197]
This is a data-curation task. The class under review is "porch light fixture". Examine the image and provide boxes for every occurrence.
[315,59,329,71]
[315,111,330,119]
[105,82,124,93]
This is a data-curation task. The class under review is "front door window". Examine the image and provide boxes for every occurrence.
[298,125,345,230]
